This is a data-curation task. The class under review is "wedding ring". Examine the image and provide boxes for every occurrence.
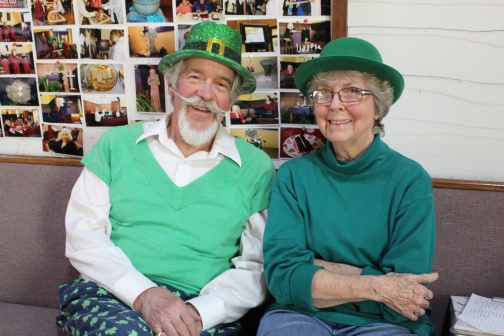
[154,332,163,336]
[413,312,421,317]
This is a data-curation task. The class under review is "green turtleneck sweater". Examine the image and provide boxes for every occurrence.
[264,135,436,336]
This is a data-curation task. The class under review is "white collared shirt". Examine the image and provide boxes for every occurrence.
[65,116,267,330]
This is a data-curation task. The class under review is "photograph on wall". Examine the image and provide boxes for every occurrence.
[79,28,126,61]
[177,24,191,49]
[34,27,77,59]
[80,63,125,94]
[279,91,315,125]
[227,18,277,53]
[222,0,274,16]
[230,126,279,159]
[32,0,75,26]
[0,77,39,106]
[42,123,84,156]
[0,43,35,75]
[241,55,278,90]
[278,55,315,89]
[37,61,79,93]
[0,12,32,41]
[279,126,325,158]
[125,0,173,23]
[282,0,331,16]
[231,91,278,125]
[128,25,175,58]
[41,93,82,124]
[0,0,28,8]
[278,19,330,55]
[76,0,124,25]
[1,108,41,137]
[82,95,127,126]
[134,64,165,113]
[174,0,224,22]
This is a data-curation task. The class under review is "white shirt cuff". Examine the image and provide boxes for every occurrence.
[186,293,226,331]
[111,272,157,309]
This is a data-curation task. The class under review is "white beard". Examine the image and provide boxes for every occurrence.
[177,103,221,147]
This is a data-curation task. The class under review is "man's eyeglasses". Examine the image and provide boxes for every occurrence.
[310,88,374,104]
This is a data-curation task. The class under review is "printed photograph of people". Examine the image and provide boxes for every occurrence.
[134,64,165,113]
[125,0,173,23]
[1,108,41,137]
[282,0,330,16]
[0,77,39,106]
[82,95,127,126]
[42,124,84,156]
[279,91,315,124]
[227,18,276,53]
[34,28,77,59]
[75,0,111,24]
[37,61,79,93]
[279,56,306,89]
[223,0,277,16]
[79,28,125,61]
[41,94,83,124]
[32,0,76,26]
[279,126,325,158]
[278,19,330,54]
[173,0,225,22]
[230,91,278,125]
[80,63,125,94]
[128,25,174,58]
[230,127,279,159]
[0,44,35,75]
[0,12,32,41]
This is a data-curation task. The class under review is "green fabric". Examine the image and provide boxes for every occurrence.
[263,135,436,336]
[82,122,274,295]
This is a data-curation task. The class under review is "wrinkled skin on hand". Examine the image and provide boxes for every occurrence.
[373,272,438,321]
[133,287,202,336]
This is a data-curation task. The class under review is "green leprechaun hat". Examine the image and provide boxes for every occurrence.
[295,37,404,103]
[158,22,256,94]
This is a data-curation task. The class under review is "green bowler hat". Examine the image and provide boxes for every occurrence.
[158,22,256,94]
[295,37,404,103]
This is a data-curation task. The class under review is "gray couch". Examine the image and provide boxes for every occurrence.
[1,159,503,336]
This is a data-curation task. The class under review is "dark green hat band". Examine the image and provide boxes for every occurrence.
[184,41,241,64]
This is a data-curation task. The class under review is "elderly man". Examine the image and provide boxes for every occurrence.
[56,22,274,336]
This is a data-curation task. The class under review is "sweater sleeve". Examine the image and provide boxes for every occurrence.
[359,169,436,324]
[263,165,324,311]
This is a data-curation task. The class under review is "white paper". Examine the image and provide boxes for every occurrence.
[458,294,504,334]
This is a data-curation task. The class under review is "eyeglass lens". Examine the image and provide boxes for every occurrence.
[312,88,365,103]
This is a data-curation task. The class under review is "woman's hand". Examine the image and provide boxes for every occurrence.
[371,272,438,321]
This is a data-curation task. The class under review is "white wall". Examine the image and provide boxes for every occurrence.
[347,0,504,182]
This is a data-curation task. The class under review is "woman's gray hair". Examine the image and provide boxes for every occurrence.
[307,70,394,135]
[163,59,242,104]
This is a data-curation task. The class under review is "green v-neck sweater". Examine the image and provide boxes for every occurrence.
[264,135,436,336]
[82,123,274,295]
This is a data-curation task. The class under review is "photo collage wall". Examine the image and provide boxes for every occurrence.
[0,0,332,160]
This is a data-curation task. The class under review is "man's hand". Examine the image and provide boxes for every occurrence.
[133,287,202,336]
[372,272,438,321]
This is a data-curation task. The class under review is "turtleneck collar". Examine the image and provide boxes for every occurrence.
[319,135,392,174]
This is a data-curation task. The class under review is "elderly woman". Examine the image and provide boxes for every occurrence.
[46,128,82,156]
[258,37,438,336]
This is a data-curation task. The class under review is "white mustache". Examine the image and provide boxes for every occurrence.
[170,88,230,116]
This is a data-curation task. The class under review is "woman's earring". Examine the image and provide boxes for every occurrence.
[372,125,381,135]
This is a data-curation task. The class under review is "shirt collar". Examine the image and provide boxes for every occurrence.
[135,115,242,166]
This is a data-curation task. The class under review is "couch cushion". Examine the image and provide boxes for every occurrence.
[0,302,65,335]
[0,162,81,308]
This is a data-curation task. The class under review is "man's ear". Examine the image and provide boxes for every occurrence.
[168,83,175,98]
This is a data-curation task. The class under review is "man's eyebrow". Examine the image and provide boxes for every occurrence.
[186,67,234,87]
